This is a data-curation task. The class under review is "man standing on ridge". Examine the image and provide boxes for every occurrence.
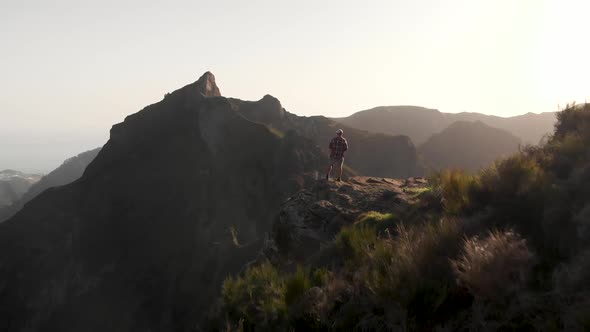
[326,129,348,182]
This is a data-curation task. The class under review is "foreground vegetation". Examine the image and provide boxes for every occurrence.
[213,104,590,331]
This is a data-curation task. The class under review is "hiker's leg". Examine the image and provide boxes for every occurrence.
[338,159,344,180]
[326,163,333,179]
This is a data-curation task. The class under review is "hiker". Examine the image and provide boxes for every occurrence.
[326,129,348,181]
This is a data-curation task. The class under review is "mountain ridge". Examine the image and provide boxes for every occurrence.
[229,96,423,178]
[335,105,556,145]
[0,148,101,223]
[419,120,522,171]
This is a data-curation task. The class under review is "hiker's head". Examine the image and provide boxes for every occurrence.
[336,129,343,136]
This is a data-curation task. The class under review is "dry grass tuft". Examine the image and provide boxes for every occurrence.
[452,230,534,301]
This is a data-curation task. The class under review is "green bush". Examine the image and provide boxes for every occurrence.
[554,103,590,140]
[284,266,311,306]
[222,264,325,330]
[430,169,481,214]
[359,219,463,328]
[474,154,551,248]
[311,267,331,287]
[335,223,379,263]
[363,220,461,300]
[222,262,287,330]
[480,154,547,197]
[546,133,586,177]
[548,103,590,177]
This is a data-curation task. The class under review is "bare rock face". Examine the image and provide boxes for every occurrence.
[192,71,221,97]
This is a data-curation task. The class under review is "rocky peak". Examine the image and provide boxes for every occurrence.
[260,94,282,109]
[193,71,221,97]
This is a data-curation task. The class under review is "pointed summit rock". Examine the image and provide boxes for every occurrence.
[193,71,221,97]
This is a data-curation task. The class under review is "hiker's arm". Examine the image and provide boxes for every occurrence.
[344,140,348,152]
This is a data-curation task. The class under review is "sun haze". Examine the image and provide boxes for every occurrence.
[1,0,589,171]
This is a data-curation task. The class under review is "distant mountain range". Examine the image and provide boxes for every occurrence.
[335,105,556,146]
[0,148,100,222]
[0,170,41,209]
[334,105,556,171]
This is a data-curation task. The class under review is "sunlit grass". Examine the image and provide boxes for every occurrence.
[266,125,285,138]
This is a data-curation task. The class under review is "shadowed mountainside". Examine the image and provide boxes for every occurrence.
[0,72,324,331]
[335,105,556,145]
[0,148,101,223]
[0,170,41,209]
[419,121,522,172]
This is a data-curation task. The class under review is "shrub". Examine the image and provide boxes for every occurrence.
[554,103,590,140]
[335,224,379,263]
[480,154,547,199]
[360,219,463,329]
[311,267,332,287]
[364,219,462,300]
[430,170,481,215]
[284,266,311,306]
[451,230,534,302]
[478,154,550,241]
[222,262,287,330]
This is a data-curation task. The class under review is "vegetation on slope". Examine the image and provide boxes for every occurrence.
[213,104,590,331]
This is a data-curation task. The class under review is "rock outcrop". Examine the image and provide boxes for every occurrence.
[261,176,429,265]
[192,71,221,97]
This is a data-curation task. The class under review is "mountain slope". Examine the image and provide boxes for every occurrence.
[419,121,522,171]
[0,170,41,208]
[0,72,324,331]
[0,148,101,222]
[230,97,423,178]
[335,106,447,145]
[335,106,556,145]
[22,148,101,203]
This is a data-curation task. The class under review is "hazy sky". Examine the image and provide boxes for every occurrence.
[1,0,589,172]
